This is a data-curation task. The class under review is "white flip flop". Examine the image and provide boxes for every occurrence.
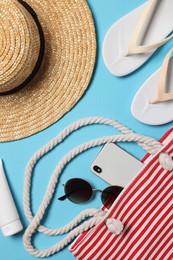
[102,0,173,76]
[131,47,173,125]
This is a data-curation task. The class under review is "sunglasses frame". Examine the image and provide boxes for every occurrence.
[58,178,123,209]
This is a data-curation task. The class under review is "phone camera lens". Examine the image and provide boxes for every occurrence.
[93,165,102,174]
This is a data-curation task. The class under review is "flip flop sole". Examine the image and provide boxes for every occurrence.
[131,60,173,125]
[102,0,173,76]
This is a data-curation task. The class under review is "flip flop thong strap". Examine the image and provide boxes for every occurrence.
[150,47,173,104]
[124,0,173,56]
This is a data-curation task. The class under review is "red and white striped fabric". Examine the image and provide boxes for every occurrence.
[69,128,173,260]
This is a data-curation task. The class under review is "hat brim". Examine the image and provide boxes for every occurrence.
[0,0,96,142]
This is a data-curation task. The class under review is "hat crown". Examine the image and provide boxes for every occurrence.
[0,0,40,94]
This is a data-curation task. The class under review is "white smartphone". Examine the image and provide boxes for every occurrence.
[90,143,144,187]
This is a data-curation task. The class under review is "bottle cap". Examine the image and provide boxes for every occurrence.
[1,219,23,237]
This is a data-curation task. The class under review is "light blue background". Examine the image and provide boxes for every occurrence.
[0,1,172,259]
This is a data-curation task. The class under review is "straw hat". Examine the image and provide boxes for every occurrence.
[0,0,96,142]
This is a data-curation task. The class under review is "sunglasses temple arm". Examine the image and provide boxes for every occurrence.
[58,194,68,201]
[58,188,79,201]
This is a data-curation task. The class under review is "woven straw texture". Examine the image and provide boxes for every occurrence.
[0,0,96,142]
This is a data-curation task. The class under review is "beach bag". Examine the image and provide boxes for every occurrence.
[69,127,173,260]
[22,117,173,259]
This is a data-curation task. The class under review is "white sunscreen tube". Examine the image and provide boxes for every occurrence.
[0,160,23,236]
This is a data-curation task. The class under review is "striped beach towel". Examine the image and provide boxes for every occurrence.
[69,128,173,260]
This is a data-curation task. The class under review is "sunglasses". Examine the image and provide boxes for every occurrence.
[58,178,123,209]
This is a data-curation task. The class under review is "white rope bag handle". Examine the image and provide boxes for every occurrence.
[23,117,164,258]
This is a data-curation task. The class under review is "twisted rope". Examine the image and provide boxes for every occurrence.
[23,117,162,257]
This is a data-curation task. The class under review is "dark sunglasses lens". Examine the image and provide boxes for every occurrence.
[101,186,123,209]
[65,178,93,204]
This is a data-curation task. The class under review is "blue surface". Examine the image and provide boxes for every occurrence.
[0,1,172,260]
